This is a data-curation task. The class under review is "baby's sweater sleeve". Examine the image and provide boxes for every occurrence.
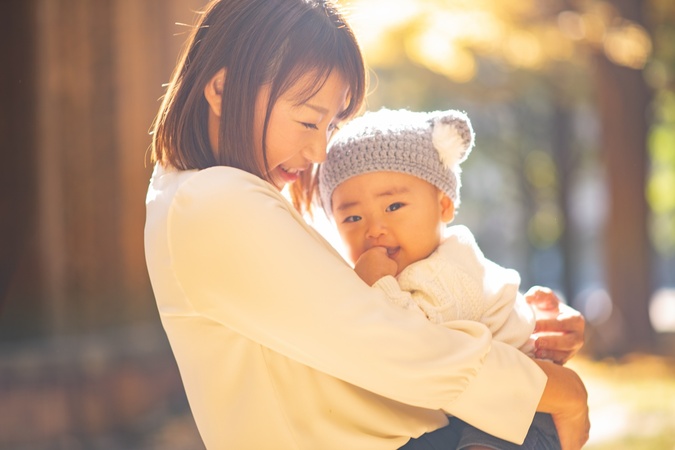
[396,225,536,351]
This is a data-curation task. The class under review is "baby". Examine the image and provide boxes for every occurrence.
[318,108,561,450]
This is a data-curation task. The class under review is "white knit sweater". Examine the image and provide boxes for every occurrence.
[145,164,545,449]
[374,225,536,353]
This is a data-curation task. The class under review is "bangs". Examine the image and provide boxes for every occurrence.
[270,4,365,123]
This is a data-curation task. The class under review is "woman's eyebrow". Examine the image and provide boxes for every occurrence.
[304,103,329,115]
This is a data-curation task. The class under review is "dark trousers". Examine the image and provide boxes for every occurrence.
[399,420,462,450]
[400,413,560,450]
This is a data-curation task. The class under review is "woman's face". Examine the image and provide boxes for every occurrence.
[254,71,350,189]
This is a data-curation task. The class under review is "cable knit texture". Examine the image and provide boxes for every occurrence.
[395,225,536,352]
[319,108,474,216]
[145,164,547,447]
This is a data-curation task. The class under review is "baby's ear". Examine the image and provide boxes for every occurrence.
[431,110,475,169]
[439,194,455,223]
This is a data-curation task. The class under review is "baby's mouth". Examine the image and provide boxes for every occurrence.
[385,247,400,258]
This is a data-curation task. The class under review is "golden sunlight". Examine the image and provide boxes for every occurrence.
[348,0,504,82]
[346,0,652,80]
[405,29,477,83]
[345,0,421,54]
[603,21,652,69]
[502,30,544,69]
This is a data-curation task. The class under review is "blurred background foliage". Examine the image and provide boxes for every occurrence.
[332,0,675,356]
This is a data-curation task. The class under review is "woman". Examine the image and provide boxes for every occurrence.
[144,0,589,448]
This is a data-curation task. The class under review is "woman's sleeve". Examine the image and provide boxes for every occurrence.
[167,168,546,437]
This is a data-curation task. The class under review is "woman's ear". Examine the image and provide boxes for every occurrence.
[204,68,226,117]
[439,194,455,223]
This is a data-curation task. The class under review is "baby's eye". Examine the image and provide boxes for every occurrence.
[301,122,319,130]
[386,202,404,212]
[343,215,362,223]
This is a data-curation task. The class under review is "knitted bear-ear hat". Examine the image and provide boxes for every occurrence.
[318,108,475,217]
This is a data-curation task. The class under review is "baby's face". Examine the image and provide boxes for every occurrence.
[331,171,454,274]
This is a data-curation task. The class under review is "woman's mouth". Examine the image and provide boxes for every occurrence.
[277,166,301,184]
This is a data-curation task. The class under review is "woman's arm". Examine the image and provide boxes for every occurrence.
[350,224,589,447]
[533,359,590,450]
[168,167,548,443]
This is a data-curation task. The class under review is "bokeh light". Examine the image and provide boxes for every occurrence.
[649,288,675,332]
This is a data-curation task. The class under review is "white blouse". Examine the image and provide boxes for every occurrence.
[144,164,546,450]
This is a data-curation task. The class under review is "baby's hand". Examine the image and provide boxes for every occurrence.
[354,247,398,286]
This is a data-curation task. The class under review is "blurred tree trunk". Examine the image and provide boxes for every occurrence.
[593,0,655,355]
[0,0,208,340]
[551,86,576,305]
[0,0,39,318]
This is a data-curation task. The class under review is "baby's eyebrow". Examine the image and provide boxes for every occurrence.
[334,185,409,212]
[335,186,410,211]
[375,186,409,197]
[334,200,359,212]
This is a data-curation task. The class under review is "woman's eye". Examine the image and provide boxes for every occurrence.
[386,202,404,212]
[301,122,319,130]
[328,123,340,133]
[343,215,361,223]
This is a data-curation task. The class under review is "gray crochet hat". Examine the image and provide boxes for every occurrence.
[318,108,475,217]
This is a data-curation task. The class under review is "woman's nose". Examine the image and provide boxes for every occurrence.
[304,134,328,164]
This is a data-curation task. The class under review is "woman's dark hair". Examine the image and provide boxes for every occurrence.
[151,0,366,213]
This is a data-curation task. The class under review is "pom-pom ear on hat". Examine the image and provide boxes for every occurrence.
[318,108,475,217]
[431,111,474,169]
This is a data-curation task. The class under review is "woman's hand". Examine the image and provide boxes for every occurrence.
[525,286,586,364]
[534,359,590,450]
[353,247,398,286]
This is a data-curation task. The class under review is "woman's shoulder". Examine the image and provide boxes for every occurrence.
[150,164,291,232]
[172,165,279,207]
[150,163,262,194]
[182,165,269,191]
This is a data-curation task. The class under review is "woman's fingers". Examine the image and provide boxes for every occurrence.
[535,307,585,333]
[525,286,561,318]
[534,308,586,364]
